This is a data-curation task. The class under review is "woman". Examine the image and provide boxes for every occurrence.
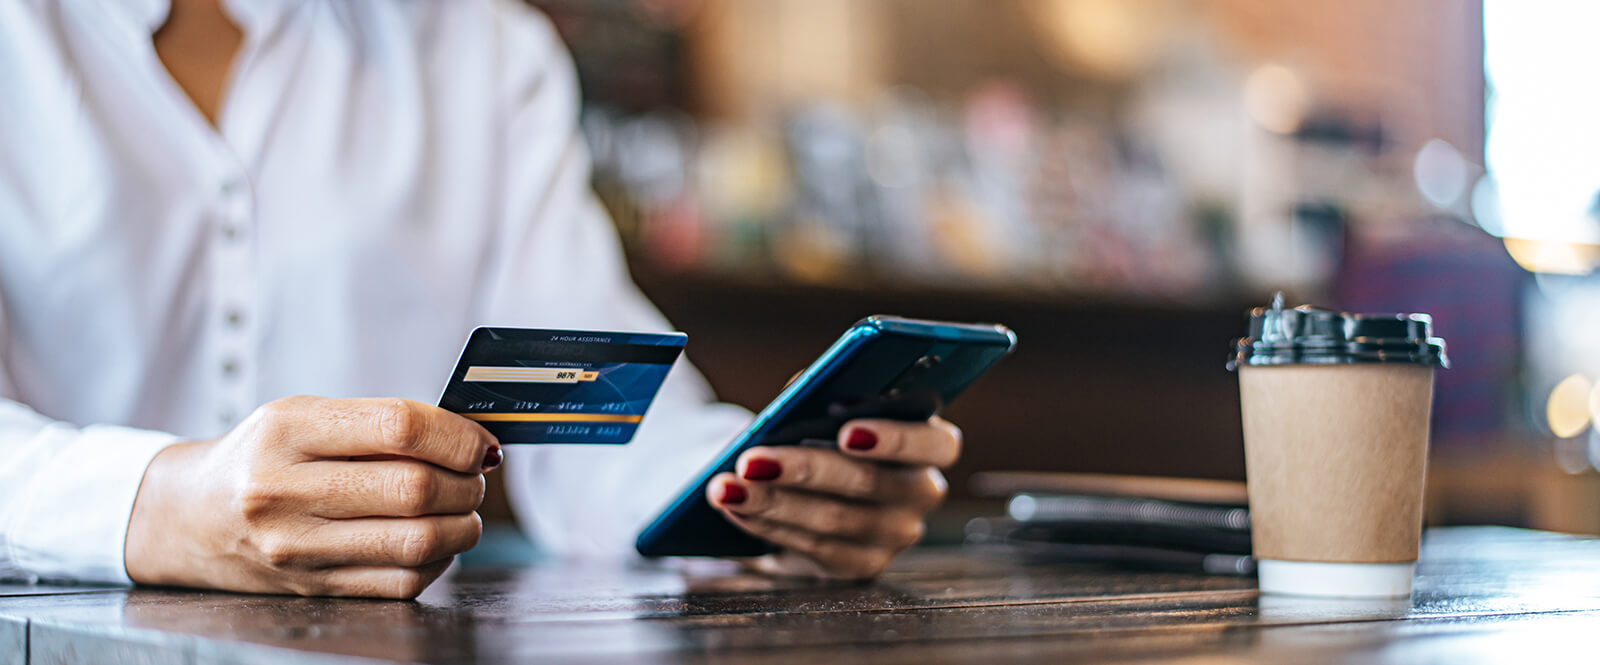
[0,0,961,598]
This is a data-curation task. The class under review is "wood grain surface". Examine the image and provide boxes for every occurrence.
[2,527,1598,664]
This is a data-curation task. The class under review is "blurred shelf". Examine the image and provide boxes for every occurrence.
[1425,440,1600,534]
[628,260,1273,317]
[629,258,1264,490]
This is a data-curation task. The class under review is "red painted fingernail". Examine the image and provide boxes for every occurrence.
[482,446,502,472]
[719,483,748,505]
[742,458,782,481]
[845,428,878,451]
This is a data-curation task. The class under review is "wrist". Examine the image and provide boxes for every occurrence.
[124,439,214,585]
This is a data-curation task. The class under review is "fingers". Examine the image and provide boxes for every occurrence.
[706,473,924,548]
[721,512,897,580]
[305,559,455,599]
[254,396,499,473]
[300,460,486,519]
[699,419,962,583]
[730,447,948,509]
[255,513,483,570]
[838,417,962,468]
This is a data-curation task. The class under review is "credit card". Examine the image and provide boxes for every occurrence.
[438,327,687,444]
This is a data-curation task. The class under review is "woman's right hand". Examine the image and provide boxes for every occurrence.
[124,396,500,599]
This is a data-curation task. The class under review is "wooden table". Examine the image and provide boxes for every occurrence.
[3,527,1599,664]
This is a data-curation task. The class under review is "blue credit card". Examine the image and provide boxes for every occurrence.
[437,327,687,444]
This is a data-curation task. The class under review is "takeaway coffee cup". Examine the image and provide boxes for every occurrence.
[1228,295,1448,598]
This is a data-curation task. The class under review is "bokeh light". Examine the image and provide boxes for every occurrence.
[1547,373,1596,439]
[1590,381,1600,428]
[1243,64,1308,135]
[1483,0,1600,246]
[1470,174,1506,236]
[1413,139,1469,209]
[1503,237,1600,276]
[1025,0,1175,79]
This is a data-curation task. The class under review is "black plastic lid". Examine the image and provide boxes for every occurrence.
[1228,294,1449,370]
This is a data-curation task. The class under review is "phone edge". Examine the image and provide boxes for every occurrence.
[633,320,886,556]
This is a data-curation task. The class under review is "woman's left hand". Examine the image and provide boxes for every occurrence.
[705,417,960,579]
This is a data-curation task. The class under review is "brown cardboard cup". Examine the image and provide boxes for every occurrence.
[1240,363,1435,597]
[1230,297,1447,598]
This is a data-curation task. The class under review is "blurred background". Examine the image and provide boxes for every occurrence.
[528,0,1600,537]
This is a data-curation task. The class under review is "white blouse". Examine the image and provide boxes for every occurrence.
[0,0,750,583]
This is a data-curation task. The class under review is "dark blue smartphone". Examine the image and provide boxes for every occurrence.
[635,315,1018,557]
